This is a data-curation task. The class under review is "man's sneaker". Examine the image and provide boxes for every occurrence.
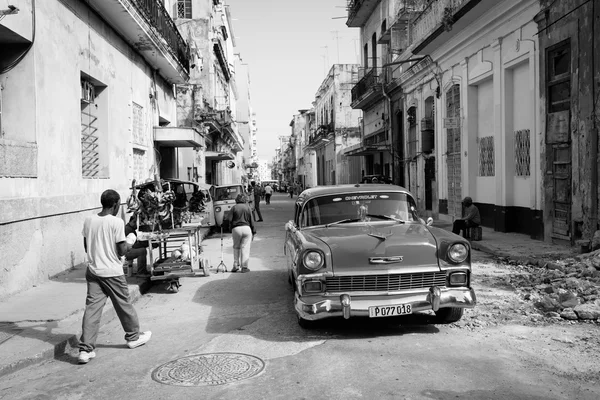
[78,351,96,364]
[241,267,250,273]
[231,266,240,273]
[127,331,152,349]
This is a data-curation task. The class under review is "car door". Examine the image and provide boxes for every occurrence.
[285,203,303,283]
[203,187,215,226]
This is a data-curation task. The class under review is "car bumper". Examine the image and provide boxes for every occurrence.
[295,287,477,321]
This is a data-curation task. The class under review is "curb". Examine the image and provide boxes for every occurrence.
[0,227,212,378]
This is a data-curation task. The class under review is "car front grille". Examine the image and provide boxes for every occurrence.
[325,272,447,292]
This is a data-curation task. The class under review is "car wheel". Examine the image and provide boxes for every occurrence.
[434,307,463,323]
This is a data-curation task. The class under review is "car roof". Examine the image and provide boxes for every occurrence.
[296,184,411,203]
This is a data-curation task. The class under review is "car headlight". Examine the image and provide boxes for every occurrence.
[215,207,222,212]
[303,251,324,271]
[448,243,468,263]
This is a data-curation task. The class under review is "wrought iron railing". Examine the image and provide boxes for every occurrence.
[351,68,382,103]
[131,0,190,72]
[409,0,470,47]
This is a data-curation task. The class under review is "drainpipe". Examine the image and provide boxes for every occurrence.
[382,84,393,182]
[591,0,599,236]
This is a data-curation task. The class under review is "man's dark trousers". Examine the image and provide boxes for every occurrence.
[265,194,271,204]
[253,195,263,221]
[452,219,478,236]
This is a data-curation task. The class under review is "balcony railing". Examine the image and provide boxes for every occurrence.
[351,68,383,103]
[213,37,231,81]
[346,0,381,27]
[132,0,190,72]
[409,0,471,49]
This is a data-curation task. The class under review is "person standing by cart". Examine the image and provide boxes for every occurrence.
[228,193,256,273]
[78,189,152,364]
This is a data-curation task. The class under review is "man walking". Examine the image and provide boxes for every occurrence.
[79,189,151,364]
[264,184,273,205]
[250,181,263,222]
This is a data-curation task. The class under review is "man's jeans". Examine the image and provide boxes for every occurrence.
[79,268,140,352]
[232,225,253,269]
[265,194,271,204]
[253,197,263,221]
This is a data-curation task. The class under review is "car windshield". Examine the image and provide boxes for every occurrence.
[300,192,420,227]
[215,186,242,201]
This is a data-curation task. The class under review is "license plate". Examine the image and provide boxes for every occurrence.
[369,304,412,318]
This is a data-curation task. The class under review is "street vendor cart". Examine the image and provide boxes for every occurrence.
[141,225,210,292]
[126,177,211,293]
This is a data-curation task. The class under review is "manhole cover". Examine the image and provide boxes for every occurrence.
[152,352,265,386]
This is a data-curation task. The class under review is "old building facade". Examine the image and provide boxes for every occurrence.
[174,0,243,186]
[535,0,600,247]
[0,0,189,297]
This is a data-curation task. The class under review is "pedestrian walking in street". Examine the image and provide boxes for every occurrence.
[264,184,273,204]
[288,183,294,198]
[228,193,256,273]
[250,181,263,221]
[78,189,151,364]
[452,196,481,236]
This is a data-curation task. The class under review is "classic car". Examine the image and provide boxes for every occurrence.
[284,184,476,328]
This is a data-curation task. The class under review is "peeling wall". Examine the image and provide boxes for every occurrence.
[0,0,178,297]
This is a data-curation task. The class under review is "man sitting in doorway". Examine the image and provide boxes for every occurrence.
[452,196,481,236]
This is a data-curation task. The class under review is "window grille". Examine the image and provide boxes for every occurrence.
[133,148,146,182]
[177,0,192,19]
[132,103,145,146]
[478,136,495,177]
[81,78,100,178]
[514,129,530,176]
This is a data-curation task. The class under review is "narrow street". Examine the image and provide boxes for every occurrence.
[0,192,598,400]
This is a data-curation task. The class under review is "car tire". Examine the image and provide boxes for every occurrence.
[434,307,463,323]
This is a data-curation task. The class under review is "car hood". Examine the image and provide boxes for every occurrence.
[305,223,439,273]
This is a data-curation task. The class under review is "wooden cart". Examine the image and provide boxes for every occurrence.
[144,225,210,292]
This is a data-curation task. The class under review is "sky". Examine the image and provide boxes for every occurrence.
[225,0,360,162]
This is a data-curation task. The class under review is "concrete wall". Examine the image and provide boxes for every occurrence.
[0,0,178,298]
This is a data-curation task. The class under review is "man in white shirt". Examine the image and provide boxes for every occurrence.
[78,189,151,364]
[264,184,273,204]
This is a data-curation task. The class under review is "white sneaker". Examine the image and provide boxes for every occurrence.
[78,351,96,364]
[127,331,152,349]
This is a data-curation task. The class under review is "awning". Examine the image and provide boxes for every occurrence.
[345,144,391,157]
[154,127,204,148]
[204,151,234,161]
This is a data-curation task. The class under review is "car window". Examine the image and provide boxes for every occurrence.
[300,192,419,227]
[215,186,241,201]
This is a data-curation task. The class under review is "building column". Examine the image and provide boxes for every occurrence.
[491,38,505,231]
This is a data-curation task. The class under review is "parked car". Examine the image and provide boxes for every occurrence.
[284,184,476,328]
[211,184,253,229]
[361,174,393,184]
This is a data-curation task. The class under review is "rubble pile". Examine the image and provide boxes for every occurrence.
[508,250,600,321]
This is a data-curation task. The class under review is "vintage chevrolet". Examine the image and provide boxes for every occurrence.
[284,184,476,328]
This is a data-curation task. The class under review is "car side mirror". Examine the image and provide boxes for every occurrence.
[426,217,433,226]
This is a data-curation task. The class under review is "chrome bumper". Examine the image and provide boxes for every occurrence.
[295,287,477,321]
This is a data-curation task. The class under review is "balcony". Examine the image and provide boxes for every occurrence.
[199,108,243,152]
[410,0,487,54]
[213,37,231,81]
[87,0,189,83]
[153,126,204,148]
[346,0,381,28]
[351,68,384,110]
[378,0,424,47]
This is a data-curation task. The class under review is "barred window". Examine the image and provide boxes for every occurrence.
[177,0,192,19]
[514,129,530,176]
[478,136,495,177]
[132,103,145,146]
[81,76,108,178]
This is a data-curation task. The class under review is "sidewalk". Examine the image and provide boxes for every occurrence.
[434,220,578,265]
[0,227,211,378]
[0,223,578,378]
